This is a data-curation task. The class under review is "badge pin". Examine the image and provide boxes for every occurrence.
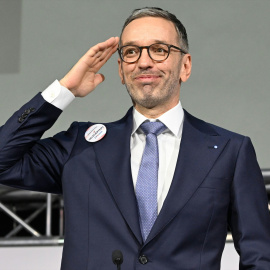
[85,124,107,142]
[208,145,218,149]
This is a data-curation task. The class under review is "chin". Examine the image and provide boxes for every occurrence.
[126,85,165,108]
[134,96,163,109]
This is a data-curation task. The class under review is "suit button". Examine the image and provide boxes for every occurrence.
[24,109,31,114]
[18,117,24,123]
[24,108,35,114]
[139,255,148,265]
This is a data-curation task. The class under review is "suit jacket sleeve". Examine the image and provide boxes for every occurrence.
[228,136,270,269]
[0,93,78,194]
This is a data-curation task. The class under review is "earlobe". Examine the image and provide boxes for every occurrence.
[179,54,192,83]
[118,58,125,84]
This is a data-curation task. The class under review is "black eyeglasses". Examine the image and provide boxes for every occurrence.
[118,43,187,63]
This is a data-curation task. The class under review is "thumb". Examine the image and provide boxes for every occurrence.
[94,73,105,87]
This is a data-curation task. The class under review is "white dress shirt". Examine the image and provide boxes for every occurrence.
[42,80,184,213]
[131,104,184,213]
[41,80,75,110]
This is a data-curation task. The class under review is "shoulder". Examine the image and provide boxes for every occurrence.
[183,110,246,142]
[59,107,133,143]
[74,107,133,133]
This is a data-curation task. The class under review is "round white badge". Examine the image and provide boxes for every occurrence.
[85,124,107,142]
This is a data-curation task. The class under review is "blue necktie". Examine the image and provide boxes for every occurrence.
[136,121,167,241]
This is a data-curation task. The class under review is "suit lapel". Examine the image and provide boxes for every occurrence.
[146,111,230,244]
[92,108,143,244]
[91,108,230,246]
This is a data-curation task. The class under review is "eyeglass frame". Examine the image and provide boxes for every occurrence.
[118,43,188,63]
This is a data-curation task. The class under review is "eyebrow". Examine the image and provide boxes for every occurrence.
[122,39,168,46]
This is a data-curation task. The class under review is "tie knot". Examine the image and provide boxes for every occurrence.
[140,121,166,136]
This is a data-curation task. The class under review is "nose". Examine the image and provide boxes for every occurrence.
[137,48,154,69]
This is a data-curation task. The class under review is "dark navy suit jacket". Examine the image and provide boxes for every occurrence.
[0,93,270,270]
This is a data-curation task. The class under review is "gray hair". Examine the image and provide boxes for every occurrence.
[120,7,189,52]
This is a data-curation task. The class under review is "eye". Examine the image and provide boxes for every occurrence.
[126,49,136,55]
[122,46,139,58]
[156,47,165,53]
[150,44,168,55]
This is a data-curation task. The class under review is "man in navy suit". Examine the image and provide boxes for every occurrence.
[1,7,270,270]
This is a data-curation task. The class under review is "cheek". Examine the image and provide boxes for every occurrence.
[122,65,136,79]
[156,61,174,74]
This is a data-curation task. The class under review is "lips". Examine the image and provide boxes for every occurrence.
[134,74,161,83]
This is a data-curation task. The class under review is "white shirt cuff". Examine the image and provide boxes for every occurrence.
[41,80,75,110]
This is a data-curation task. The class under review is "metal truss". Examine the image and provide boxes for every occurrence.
[0,187,64,246]
[0,169,269,246]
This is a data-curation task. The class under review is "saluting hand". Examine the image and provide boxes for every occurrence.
[60,37,119,97]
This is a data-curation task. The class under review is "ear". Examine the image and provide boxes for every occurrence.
[118,58,125,84]
[179,54,192,83]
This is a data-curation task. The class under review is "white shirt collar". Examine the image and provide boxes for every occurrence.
[132,102,184,138]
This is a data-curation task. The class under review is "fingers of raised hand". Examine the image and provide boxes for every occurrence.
[90,37,119,56]
[83,37,119,71]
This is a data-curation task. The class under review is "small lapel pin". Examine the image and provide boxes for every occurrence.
[85,124,107,142]
[208,145,218,149]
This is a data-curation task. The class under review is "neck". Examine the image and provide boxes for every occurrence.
[134,100,179,119]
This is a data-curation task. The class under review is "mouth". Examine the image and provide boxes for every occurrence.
[134,74,161,83]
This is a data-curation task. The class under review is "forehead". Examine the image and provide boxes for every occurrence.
[121,17,179,45]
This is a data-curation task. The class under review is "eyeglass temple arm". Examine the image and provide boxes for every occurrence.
[170,45,187,54]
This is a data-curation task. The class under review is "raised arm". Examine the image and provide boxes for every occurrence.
[0,37,119,192]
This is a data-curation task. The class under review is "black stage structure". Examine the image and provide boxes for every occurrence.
[0,169,269,246]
